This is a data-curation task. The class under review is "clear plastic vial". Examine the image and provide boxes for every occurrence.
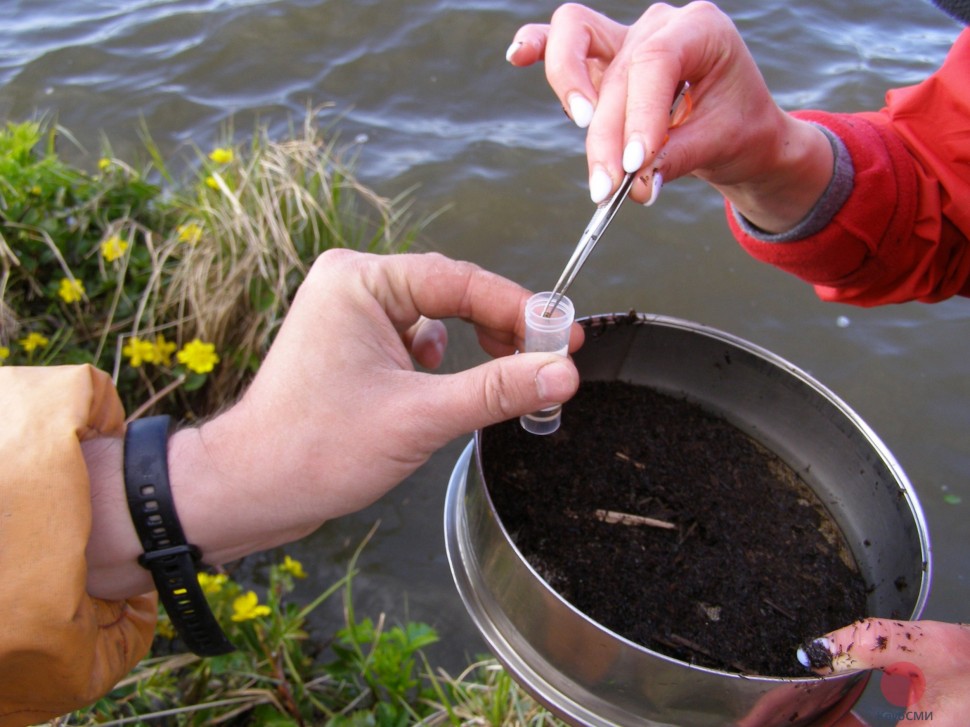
[520,291,575,435]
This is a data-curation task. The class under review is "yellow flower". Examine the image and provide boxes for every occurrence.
[177,222,203,245]
[198,572,229,595]
[57,277,85,304]
[231,591,271,622]
[280,555,307,579]
[177,338,220,374]
[98,157,112,171]
[100,235,128,262]
[122,336,157,367]
[208,147,234,165]
[152,334,177,366]
[0,346,9,364]
[18,332,49,352]
[204,175,221,190]
[156,618,177,640]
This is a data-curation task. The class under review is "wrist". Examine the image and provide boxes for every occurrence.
[84,405,319,601]
[716,117,835,234]
[124,416,235,655]
[168,405,320,567]
[84,435,153,598]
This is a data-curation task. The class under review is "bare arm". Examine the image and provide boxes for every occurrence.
[84,250,582,601]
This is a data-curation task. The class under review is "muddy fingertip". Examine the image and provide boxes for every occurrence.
[796,637,835,671]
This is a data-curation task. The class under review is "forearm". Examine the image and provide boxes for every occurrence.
[713,115,835,235]
[83,251,585,602]
[84,405,318,601]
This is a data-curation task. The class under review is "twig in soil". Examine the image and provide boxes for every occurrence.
[594,509,676,530]
[762,597,798,622]
[615,451,646,470]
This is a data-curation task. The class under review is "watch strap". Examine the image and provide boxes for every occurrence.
[124,415,235,656]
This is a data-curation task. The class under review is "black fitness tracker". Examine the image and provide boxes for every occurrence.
[123,415,235,656]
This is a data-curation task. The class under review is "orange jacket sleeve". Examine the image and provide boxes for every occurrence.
[730,28,970,306]
[0,365,156,727]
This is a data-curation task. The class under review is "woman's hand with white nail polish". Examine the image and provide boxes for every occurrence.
[643,171,663,207]
[589,168,614,204]
[508,2,835,231]
[622,139,645,174]
[568,93,594,129]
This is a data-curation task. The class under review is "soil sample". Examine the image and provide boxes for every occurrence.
[481,380,869,677]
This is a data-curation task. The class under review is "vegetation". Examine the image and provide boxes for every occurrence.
[0,116,419,418]
[1,119,562,725]
[55,528,562,726]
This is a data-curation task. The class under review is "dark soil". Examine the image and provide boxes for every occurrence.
[481,380,869,677]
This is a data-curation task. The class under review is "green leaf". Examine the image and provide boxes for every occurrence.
[182,371,209,391]
[252,705,302,726]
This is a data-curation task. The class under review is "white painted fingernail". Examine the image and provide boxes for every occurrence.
[644,171,663,207]
[796,637,835,669]
[622,140,645,174]
[505,41,522,63]
[589,168,613,204]
[568,94,594,129]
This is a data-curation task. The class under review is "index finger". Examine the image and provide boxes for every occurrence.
[506,23,550,66]
[617,4,700,170]
[511,5,627,129]
[362,251,585,356]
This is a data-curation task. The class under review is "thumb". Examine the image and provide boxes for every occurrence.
[420,352,579,440]
[506,25,548,66]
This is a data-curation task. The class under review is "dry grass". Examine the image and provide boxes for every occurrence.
[138,115,424,415]
[420,660,566,727]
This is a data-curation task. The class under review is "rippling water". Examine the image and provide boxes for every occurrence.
[2,1,966,723]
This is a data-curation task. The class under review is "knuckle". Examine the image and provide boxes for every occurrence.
[318,246,356,264]
[643,2,674,18]
[689,1,721,14]
[418,250,477,277]
[310,246,356,275]
[481,366,519,421]
[550,3,588,25]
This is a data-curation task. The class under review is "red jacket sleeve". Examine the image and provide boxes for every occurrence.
[729,28,970,306]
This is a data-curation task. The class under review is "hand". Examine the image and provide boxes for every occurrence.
[85,250,582,599]
[507,2,834,233]
[800,618,970,726]
[207,248,583,522]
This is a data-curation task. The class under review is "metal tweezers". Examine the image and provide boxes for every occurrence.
[541,81,691,317]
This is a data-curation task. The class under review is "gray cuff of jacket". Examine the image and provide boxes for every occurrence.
[730,123,854,243]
